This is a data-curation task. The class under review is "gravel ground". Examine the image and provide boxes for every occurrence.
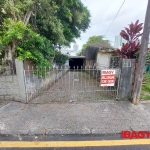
[31,71,117,104]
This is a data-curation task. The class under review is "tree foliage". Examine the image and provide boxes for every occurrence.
[77,35,111,56]
[16,28,54,67]
[54,51,68,66]
[0,0,37,65]
[0,0,90,67]
[0,19,26,46]
[34,0,91,47]
[116,20,143,59]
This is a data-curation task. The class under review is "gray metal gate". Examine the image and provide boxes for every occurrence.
[24,57,121,103]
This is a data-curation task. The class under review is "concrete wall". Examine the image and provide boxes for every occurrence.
[118,59,135,100]
[23,59,35,75]
[0,59,26,102]
[0,75,20,101]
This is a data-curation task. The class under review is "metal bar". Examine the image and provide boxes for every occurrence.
[116,69,121,100]
[23,70,28,103]
[69,67,70,101]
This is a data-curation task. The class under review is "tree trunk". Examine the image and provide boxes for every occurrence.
[24,11,32,25]
[6,43,16,74]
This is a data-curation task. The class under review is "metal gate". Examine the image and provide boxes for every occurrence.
[24,57,121,103]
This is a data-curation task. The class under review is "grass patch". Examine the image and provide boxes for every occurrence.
[140,73,150,100]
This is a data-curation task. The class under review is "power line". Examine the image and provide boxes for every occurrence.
[104,0,125,36]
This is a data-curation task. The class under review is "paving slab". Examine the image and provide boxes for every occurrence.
[0,101,150,135]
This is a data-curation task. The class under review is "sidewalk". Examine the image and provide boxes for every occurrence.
[0,100,150,135]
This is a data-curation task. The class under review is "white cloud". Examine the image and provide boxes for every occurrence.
[75,0,147,51]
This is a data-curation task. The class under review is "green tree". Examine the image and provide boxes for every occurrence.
[54,50,68,66]
[0,0,90,66]
[0,0,37,64]
[77,35,111,56]
[34,0,90,48]
[0,19,27,66]
[16,28,54,67]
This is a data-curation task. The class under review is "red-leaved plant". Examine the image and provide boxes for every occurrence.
[116,20,143,59]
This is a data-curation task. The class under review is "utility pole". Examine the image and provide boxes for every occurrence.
[132,0,150,104]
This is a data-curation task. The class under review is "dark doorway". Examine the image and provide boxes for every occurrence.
[69,57,85,69]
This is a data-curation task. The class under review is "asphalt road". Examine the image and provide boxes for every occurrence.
[0,134,150,150]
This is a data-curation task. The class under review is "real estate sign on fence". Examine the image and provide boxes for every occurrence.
[100,70,115,86]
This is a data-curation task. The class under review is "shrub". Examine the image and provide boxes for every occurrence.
[16,28,54,68]
[116,20,143,59]
[54,51,68,66]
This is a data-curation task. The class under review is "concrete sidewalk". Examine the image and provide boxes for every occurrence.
[0,101,150,135]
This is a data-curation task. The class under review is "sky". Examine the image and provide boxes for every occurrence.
[70,0,148,55]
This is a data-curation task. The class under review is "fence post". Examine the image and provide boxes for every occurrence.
[15,59,27,103]
[118,59,135,101]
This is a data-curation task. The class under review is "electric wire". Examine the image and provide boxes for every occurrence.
[104,0,125,36]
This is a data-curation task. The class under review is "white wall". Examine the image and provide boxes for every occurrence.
[96,52,112,69]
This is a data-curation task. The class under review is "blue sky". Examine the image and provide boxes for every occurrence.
[70,0,147,54]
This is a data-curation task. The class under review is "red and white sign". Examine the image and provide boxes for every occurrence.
[100,70,115,86]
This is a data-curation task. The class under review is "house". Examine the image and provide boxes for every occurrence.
[96,49,117,69]
[82,43,119,69]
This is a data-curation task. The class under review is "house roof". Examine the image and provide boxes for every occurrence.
[82,43,114,60]
[69,56,85,59]
[88,43,113,49]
